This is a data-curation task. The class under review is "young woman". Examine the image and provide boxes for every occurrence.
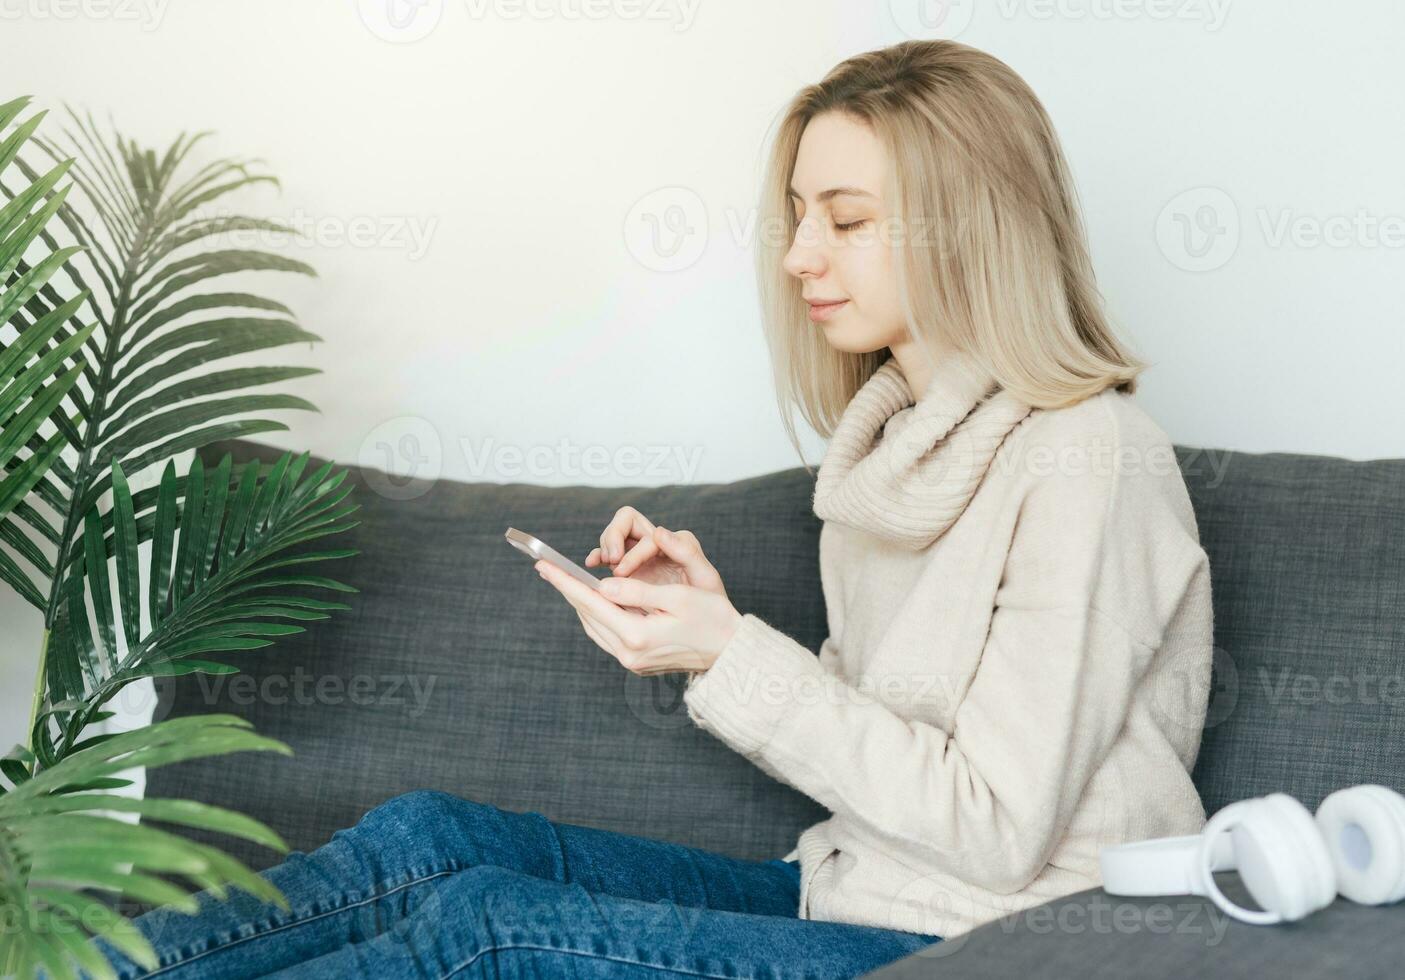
[104,38,1213,979]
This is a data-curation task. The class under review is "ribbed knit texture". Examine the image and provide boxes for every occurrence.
[684,357,1215,941]
[812,350,1034,550]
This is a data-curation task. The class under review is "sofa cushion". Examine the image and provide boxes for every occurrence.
[146,439,828,870]
[1177,447,1405,813]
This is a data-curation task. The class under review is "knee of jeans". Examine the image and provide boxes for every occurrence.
[354,790,510,857]
[361,790,468,832]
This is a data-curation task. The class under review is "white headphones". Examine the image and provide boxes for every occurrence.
[1099,784,1405,924]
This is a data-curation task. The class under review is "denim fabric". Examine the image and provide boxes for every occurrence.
[96,790,940,979]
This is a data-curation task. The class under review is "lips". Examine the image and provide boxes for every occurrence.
[807,299,848,323]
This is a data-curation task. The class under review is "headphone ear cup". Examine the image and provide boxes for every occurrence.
[1249,793,1338,920]
[1316,784,1405,906]
[1360,786,1405,904]
[1225,791,1331,921]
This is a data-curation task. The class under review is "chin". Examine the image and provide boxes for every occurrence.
[821,324,889,356]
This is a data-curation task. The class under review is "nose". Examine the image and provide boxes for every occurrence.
[781,213,828,280]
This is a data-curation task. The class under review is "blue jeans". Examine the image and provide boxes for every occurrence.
[98,790,941,978]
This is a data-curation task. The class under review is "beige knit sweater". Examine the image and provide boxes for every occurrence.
[683,350,1214,940]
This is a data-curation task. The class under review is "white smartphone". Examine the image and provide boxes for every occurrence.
[504,526,651,615]
[505,527,603,591]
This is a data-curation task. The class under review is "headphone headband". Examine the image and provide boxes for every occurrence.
[1099,831,1234,898]
[1100,784,1405,926]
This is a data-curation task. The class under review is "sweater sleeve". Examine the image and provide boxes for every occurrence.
[682,452,1197,895]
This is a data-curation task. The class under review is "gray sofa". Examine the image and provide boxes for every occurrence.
[149,438,1405,978]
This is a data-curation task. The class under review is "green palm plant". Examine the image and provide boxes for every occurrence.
[0,96,360,979]
[0,717,292,979]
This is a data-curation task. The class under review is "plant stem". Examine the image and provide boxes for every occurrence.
[27,628,50,752]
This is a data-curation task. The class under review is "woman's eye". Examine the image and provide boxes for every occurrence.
[834,219,869,231]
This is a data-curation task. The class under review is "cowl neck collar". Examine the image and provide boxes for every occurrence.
[812,350,1034,550]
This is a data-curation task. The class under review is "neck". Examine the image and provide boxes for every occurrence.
[885,335,952,402]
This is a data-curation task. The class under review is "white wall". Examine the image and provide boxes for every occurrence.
[4,0,1402,750]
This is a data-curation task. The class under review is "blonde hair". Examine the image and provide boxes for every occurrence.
[756,39,1147,471]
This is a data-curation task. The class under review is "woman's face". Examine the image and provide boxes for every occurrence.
[782,112,907,355]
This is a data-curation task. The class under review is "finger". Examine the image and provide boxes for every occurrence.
[579,608,669,674]
[585,545,652,571]
[599,575,690,616]
[575,606,622,655]
[538,561,647,617]
[585,546,625,569]
[600,506,655,564]
[539,561,655,641]
[539,564,606,634]
[651,527,724,591]
[613,534,661,578]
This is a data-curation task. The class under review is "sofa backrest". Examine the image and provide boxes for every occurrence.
[148,439,1404,871]
[1176,446,1405,813]
[149,439,831,869]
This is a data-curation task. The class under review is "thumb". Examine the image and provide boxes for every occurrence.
[653,527,723,590]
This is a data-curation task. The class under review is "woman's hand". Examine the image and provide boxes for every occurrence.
[585,507,729,599]
[538,526,742,675]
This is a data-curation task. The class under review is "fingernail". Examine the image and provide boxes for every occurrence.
[600,578,620,594]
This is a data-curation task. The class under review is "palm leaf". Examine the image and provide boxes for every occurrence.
[37,448,359,759]
[0,94,358,980]
[0,715,292,980]
[0,98,324,660]
[0,98,94,612]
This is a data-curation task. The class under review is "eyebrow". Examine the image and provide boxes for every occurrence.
[787,185,877,203]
